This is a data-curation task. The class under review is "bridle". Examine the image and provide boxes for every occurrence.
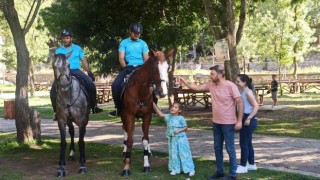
[53,56,81,109]
[56,74,72,91]
[126,57,165,106]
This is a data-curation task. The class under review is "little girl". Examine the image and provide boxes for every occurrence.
[153,102,195,177]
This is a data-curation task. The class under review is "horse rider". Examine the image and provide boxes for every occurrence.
[50,29,103,120]
[108,22,149,117]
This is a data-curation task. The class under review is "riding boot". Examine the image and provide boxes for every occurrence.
[92,97,103,114]
[50,82,57,121]
[92,106,103,114]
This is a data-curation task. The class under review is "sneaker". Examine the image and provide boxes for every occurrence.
[170,171,180,175]
[108,110,120,117]
[207,172,225,180]
[236,165,248,174]
[247,163,257,171]
[53,113,57,121]
[189,171,195,176]
[92,106,103,114]
[221,176,237,180]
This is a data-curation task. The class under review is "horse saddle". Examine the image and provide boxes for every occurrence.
[119,68,139,102]
[73,76,92,107]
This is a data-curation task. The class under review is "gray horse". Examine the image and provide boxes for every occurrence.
[52,53,90,177]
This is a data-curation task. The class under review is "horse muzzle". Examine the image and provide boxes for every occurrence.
[57,74,72,91]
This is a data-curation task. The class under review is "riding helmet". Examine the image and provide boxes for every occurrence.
[129,22,143,34]
[61,29,73,37]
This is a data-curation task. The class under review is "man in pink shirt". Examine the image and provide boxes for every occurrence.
[179,65,243,180]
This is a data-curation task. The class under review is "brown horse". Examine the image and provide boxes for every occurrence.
[121,49,174,176]
[53,53,90,177]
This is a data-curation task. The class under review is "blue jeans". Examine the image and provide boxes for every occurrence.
[213,123,237,177]
[111,66,140,113]
[239,114,257,166]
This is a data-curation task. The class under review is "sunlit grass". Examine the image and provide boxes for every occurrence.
[1,85,320,139]
[0,84,16,92]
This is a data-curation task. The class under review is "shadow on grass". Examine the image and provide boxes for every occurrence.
[0,133,318,180]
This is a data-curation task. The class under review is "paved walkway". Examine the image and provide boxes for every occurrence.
[0,118,319,178]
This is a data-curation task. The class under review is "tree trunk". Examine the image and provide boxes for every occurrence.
[203,0,245,82]
[293,48,298,80]
[1,0,33,143]
[293,5,298,80]
[167,48,177,108]
[30,59,35,97]
[225,0,240,82]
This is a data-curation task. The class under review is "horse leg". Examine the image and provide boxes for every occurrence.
[67,122,76,161]
[57,122,67,177]
[122,128,128,157]
[78,124,87,174]
[142,115,152,173]
[142,139,151,172]
[122,118,134,176]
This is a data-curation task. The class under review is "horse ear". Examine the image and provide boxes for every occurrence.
[150,49,156,57]
[166,48,176,58]
[66,51,73,59]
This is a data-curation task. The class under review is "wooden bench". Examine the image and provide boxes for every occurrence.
[34,82,50,91]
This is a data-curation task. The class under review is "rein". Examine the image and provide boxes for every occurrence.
[125,58,163,106]
[57,74,72,90]
[56,76,82,109]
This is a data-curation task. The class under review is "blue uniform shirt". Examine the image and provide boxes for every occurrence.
[118,37,149,66]
[55,43,85,69]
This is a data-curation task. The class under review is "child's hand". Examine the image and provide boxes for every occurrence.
[174,130,180,134]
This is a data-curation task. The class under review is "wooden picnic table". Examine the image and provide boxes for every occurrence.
[34,82,50,91]
[254,85,269,105]
[279,79,299,93]
[267,79,320,93]
[95,82,112,104]
[173,88,211,109]
[298,79,320,93]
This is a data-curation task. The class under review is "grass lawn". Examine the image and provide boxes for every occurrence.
[0,133,318,180]
[1,86,320,139]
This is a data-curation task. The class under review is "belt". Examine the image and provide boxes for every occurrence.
[127,65,141,68]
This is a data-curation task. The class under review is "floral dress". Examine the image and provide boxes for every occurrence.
[164,114,195,174]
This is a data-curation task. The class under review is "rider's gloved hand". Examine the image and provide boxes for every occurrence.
[125,66,133,74]
[88,71,95,82]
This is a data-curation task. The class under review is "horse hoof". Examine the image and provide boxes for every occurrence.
[143,166,151,173]
[122,169,131,176]
[57,170,66,177]
[79,167,87,174]
[68,156,75,161]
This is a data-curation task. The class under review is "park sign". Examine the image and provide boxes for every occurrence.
[213,38,230,62]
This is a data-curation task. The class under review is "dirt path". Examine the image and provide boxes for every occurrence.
[0,118,319,178]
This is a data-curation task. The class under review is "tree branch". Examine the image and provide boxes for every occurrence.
[23,0,36,31]
[203,0,222,38]
[236,0,247,44]
[226,0,235,36]
[23,0,42,35]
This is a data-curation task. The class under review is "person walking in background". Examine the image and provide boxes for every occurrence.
[153,102,195,177]
[235,74,259,174]
[270,74,278,107]
[108,22,149,117]
[179,65,244,180]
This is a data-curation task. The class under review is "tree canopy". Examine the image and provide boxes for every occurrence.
[39,0,208,74]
